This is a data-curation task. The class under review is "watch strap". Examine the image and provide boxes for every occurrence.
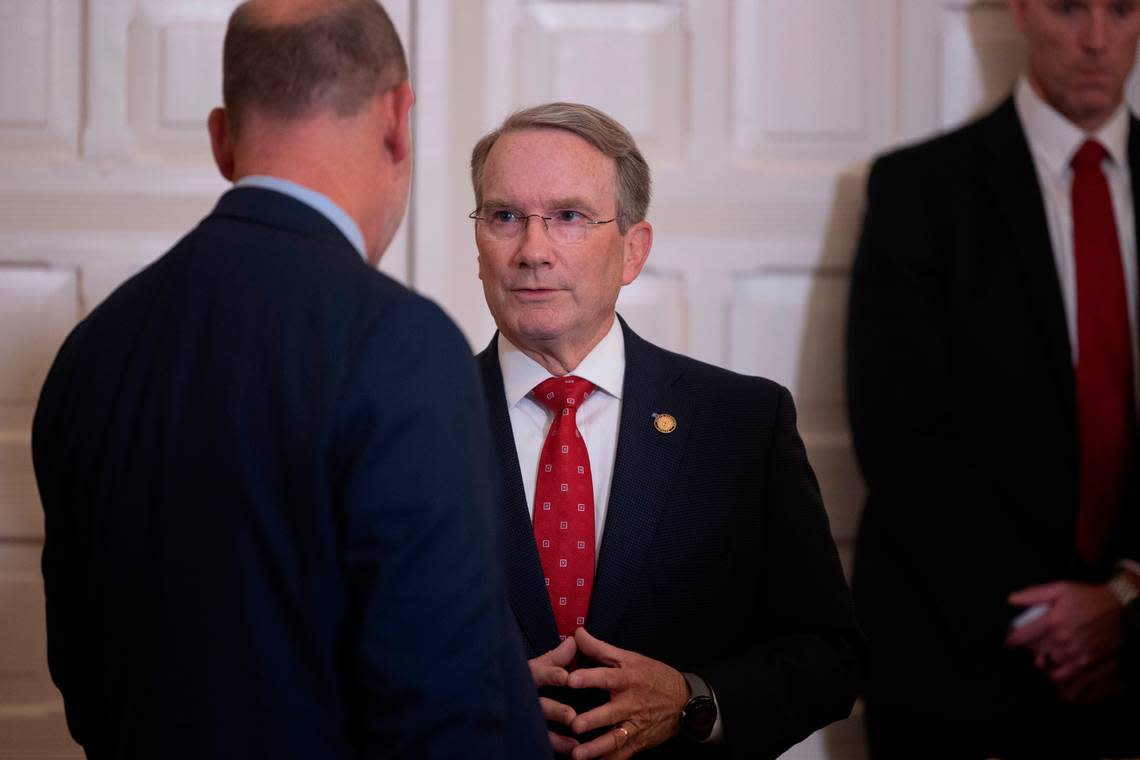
[682,672,710,701]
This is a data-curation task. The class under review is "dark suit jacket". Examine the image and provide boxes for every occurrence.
[32,187,547,759]
[847,97,1140,751]
[477,318,864,760]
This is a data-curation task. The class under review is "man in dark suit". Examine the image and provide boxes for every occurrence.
[847,1,1140,757]
[468,102,864,759]
[31,1,546,757]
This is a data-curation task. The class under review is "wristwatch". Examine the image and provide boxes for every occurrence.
[680,672,717,742]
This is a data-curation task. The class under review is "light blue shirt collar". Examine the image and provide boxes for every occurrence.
[234,175,367,260]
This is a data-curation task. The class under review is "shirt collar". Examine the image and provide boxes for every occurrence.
[498,317,626,408]
[1015,75,1130,174]
[235,175,368,260]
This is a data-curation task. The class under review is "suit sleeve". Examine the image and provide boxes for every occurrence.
[33,329,95,749]
[845,156,1045,648]
[333,295,547,759]
[699,386,865,759]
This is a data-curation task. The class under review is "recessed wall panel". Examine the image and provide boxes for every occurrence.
[515,2,687,161]
[0,563,53,702]
[615,269,686,357]
[128,2,240,162]
[939,4,1024,130]
[733,0,889,163]
[161,23,225,128]
[0,437,42,538]
[0,1,49,126]
[729,271,848,422]
[758,1,865,137]
[0,268,79,403]
[0,0,81,158]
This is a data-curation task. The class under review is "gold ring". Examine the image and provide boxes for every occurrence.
[616,725,630,741]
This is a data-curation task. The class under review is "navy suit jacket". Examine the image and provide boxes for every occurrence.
[477,318,863,760]
[33,187,547,759]
[848,97,1140,751]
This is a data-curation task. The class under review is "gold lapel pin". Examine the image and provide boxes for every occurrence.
[652,412,677,434]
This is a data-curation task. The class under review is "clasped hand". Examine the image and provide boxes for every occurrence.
[1005,581,1123,703]
[530,627,689,759]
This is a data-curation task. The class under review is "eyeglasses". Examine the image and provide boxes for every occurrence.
[469,208,617,244]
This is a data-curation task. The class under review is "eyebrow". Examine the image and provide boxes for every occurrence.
[480,197,606,216]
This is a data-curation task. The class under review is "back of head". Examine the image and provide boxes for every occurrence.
[470,102,651,234]
[223,0,408,134]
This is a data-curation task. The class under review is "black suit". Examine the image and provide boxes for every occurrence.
[847,97,1140,757]
[33,187,547,759]
[477,317,864,760]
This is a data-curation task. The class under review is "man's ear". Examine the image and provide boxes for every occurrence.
[621,220,653,286]
[1007,0,1027,31]
[207,107,236,182]
[380,80,415,164]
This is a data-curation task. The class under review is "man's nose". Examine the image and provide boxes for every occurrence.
[1082,8,1109,52]
[515,216,555,267]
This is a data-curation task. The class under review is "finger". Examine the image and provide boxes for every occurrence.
[1008,583,1063,606]
[571,725,631,760]
[1048,653,1091,684]
[530,661,571,688]
[549,731,580,756]
[573,626,625,666]
[540,696,577,727]
[567,664,625,692]
[570,699,622,735]
[546,632,580,668]
[1005,615,1052,649]
[530,637,580,687]
[1059,658,1117,703]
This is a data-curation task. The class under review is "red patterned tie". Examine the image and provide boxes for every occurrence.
[1072,139,1136,564]
[532,376,596,638]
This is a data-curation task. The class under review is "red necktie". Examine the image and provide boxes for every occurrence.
[1072,139,1136,564]
[532,376,596,638]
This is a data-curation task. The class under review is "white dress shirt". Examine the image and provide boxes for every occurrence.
[497,318,625,555]
[1014,76,1138,367]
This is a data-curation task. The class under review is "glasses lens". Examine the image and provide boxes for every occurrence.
[490,218,520,239]
[548,217,586,244]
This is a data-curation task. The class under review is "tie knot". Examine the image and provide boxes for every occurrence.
[1072,139,1108,171]
[533,375,596,414]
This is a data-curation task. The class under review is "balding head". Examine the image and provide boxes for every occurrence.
[223,0,407,134]
[208,0,415,266]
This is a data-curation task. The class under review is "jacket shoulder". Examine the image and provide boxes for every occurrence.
[868,100,1011,182]
[637,335,788,407]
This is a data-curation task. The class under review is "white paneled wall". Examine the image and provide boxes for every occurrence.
[3,1,1104,758]
[0,0,82,160]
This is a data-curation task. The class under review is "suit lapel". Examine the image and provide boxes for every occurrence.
[981,98,1076,422]
[476,340,560,655]
[586,318,696,641]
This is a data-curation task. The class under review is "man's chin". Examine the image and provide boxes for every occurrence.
[504,316,568,347]
[1066,91,1121,127]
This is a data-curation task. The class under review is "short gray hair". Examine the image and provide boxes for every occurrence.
[470,102,651,233]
